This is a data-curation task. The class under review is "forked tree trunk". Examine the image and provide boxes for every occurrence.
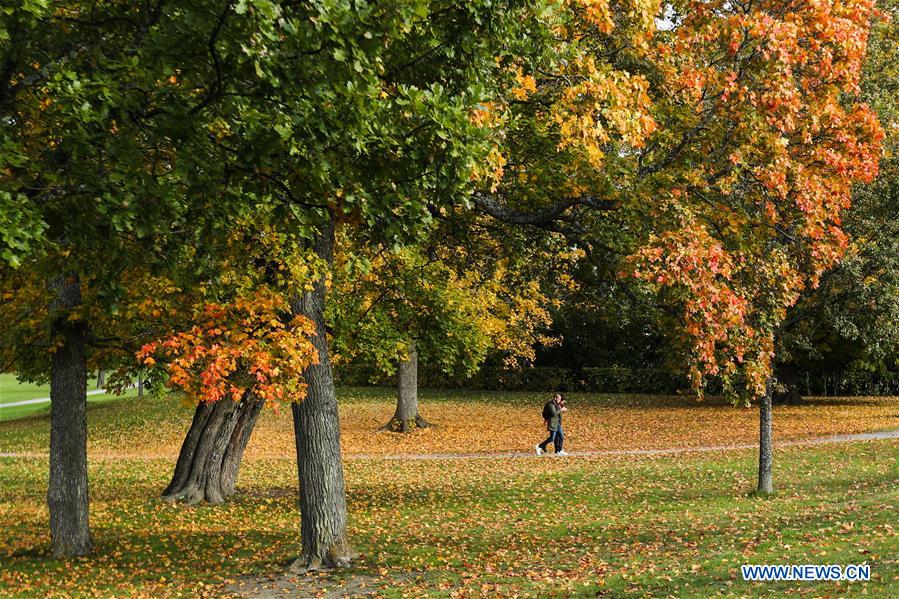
[162,393,264,505]
[381,342,431,432]
[48,275,93,558]
[757,378,774,495]
[289,220,353,572]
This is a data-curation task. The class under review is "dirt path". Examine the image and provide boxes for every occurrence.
[346,429,899,460]
[1,429,896,461]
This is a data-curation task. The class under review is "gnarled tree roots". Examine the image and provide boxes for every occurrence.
[288,542,356,574]
[379,415,432,433]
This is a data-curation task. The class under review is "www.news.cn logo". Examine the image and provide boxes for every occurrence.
[741,564,871,582]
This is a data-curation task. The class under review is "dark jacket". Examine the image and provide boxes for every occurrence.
[543,401,561,431]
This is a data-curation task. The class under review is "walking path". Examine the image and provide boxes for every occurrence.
[348,429,899,460]
[1,429,896,461]
[0,389,107,409]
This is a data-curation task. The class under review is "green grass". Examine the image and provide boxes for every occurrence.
[0,388,896,596]
[0,373,140,422]
[0,444,896,597]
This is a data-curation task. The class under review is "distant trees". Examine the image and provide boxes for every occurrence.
[330,220,566,432]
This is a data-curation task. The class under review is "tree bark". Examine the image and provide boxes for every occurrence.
[96,368,105,389]
[162,393,263,505]
[289,219,353,572]
[757,378,774,495]
[48,275,93,558]
[381,342,431,432]
[220,395,265,496]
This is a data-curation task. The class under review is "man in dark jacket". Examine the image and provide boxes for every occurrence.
[536,393,568,455]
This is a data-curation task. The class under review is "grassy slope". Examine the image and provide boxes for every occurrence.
[0,373,139,422]
[0,388,896,596]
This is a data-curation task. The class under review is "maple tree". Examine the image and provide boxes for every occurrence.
[474,0,883,494]
[136,287,319,504]
[632,0,884,493]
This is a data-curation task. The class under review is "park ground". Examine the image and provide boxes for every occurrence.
[0,388,897,597]
[0,373,139,422]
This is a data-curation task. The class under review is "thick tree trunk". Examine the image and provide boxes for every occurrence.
[381,342,431,432]
[48,275,93,558]
[220,395,265,496]
[289,220,353,572]
[757,378,774,495]
[162,393,263,505]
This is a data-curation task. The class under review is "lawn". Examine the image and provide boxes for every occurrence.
[0,373,140,422]
[1,388,897,457]
[0,389,896,597]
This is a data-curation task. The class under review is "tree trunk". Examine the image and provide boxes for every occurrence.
[220,395,265,496]
[48,275,93,558]
[96,368,105,389]
[289,219,353,572]
[162,393,263,505]
[381,342,431,432]
[757,378,774,495]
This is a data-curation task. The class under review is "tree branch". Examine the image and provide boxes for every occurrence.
[471,191,617,229]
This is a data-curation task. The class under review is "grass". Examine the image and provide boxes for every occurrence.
[0,388,896,597]
[0,373,140,422]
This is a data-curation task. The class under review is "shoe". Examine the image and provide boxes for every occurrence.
[535,445,544,455]
[557,450,569,456]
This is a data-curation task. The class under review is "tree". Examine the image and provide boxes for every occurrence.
[0,0,252,556]
[632,0,883,494]
[211,0,557,570]
[471,0,883,495]
[330,219,563,432]
[125,0,557,570]
[139,289,319,504]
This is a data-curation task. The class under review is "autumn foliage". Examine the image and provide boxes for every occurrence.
[137,289,318,404]
[471,0,885,399]
[628,0,884,396]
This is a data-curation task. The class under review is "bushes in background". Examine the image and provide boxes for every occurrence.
[335,364,899,395]
[335,364,684,393]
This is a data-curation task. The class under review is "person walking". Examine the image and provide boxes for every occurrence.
[536,393,568,455]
